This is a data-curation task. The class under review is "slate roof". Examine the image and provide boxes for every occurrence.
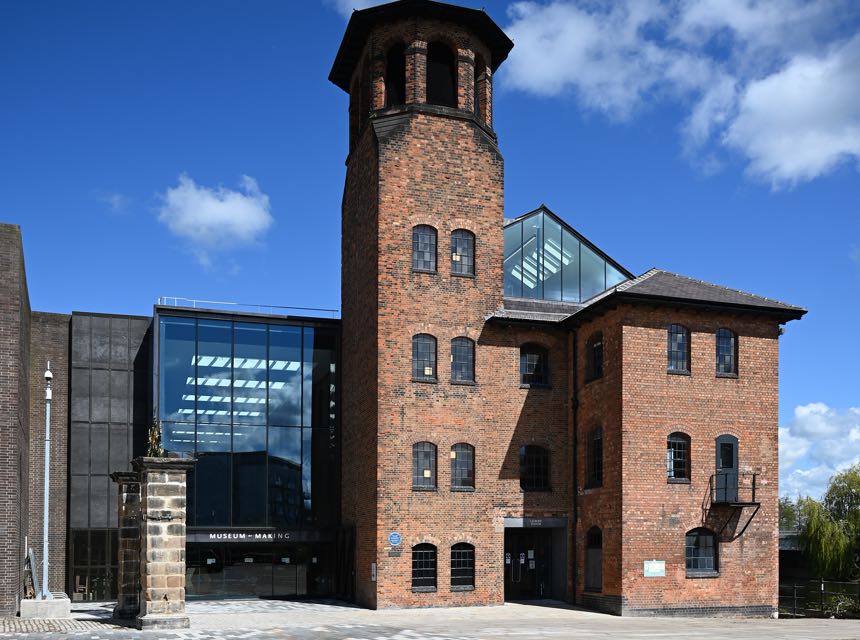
[487,268,806,326]
[577,268,807,319]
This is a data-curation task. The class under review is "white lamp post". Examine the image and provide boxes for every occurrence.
[39,362,53,601]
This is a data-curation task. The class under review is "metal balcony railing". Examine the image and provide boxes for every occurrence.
[710,472,758,505]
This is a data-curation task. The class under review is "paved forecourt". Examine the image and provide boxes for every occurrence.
[0,600,857,639]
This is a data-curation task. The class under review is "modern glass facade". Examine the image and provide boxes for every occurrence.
[503,209,629,302]
[156,311,340,598]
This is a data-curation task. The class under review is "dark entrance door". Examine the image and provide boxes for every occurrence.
[504,528,552,600]
[715,434,739,502]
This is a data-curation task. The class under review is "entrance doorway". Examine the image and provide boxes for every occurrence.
[504,528,552,600]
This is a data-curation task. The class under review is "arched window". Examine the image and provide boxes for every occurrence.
[412,334,437,381]
[451,543,475,590]
[451,443,475,489]
[473,53,487,121]
[520,343,548,386]
[586,427,603,488]
[412,442,437,489]
[385,43,406,107]
[667,324,690,373]
[585,526,602,592]
[451,337,475,383]
[715,328,737,376]
[412,225,437,272]
[519,444,549,491]
[451,229,475,276]
[667,432,691,481]
[412,543,437,591]
[685,528,717,576]
[585,332,603,381]
[426,41,457,107]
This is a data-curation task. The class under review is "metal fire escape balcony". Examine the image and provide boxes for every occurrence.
[709,472,761,540]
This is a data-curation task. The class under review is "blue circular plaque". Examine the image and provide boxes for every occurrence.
[388,532,402,546]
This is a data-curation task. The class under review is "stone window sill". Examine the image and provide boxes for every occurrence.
[450,272,475,279]
[451,585,475,592]
[667,369,691,376]
[668,478,691,484]
[686,571,720,579]
[451,486,475,492]
[412,486,437,492]
[412,586,437,593]
[412,378,438,384]
[412,268,438,276]
[450,380,476,386]
[519,383,551,390]
[716,373,738,379]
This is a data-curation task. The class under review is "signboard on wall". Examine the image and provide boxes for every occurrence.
[644,560,665,577]
[187,530,329,543]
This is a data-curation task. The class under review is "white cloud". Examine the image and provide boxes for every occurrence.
[325,0,383,19]
[779,403,860,498]
[157,174,273,267]
[501,0,860,186]
[96,190,130,214]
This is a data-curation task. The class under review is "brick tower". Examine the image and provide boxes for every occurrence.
[331,0,518,608]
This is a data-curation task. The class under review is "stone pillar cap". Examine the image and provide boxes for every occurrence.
[132,456,196,472]
[110,471,139,483]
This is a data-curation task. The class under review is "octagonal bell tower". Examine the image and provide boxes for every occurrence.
[331,0,513,608]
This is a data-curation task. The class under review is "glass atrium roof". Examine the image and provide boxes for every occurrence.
[504,207,631,303]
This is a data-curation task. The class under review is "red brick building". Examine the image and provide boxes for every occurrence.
[332,0,805,615]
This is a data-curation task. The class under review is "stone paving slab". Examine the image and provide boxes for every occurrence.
[0,600,857,639]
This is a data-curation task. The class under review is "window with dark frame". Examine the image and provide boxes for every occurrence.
[412,334,437,381]
[586,427,603,488]
[412,543,437,591]
[412,442,437,489]
[451,337,475,383]
[519,444,550,491]
[715,328,737,376]
[667,324,690,373]
[451,543,475,590]
[520,344,548,386]
[451,229,475,275]
[667,432,691,481]
[451,443,475,489]
[412,225,437,272]
[685,528,717,575]
[585,332,603,381]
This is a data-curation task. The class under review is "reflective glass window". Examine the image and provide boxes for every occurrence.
[159,316,196,424]
[561,228,581,302]
[606,263,627,288]
[233,424,266,526]
[233,323,266,425]
[451,229,475,275]
[685,529,717,574]
[412,334,437,381]
[269,427,302,527]
[412,225,437,272]
[196,320,232,425]
[667,324,690,373]
[716,328,737,376]
[580,244,606,301]
[451,337,475,383]
[521,214,542,299]
[269,326,302,426]
[542,215,563,301]
[667,432,691,480]
[412,442,437,489]
[520,344,548,386]
[451,443,475,489]
[195,452,230,526]
[503,221,523,297]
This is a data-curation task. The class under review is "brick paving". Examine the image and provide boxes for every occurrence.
[0,600,858,639]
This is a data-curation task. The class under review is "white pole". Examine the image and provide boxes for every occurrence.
[40,362,53,601]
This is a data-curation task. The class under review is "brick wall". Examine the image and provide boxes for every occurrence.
[341,15,573,608]
[28,312,70,594]
[0,224,31,615]
[617,305,779,615]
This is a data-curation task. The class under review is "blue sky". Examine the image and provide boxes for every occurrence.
[2,0,858,498]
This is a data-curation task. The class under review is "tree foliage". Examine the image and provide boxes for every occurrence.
[779,496,799,530]
[823,464,860,536]
[798,497,855,579]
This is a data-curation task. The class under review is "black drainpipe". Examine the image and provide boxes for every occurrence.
[571,328,579,606]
